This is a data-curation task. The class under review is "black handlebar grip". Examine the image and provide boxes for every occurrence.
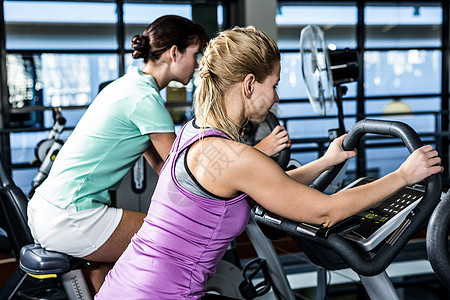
[264,111,290,170]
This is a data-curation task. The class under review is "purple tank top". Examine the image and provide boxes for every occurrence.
[96,121,251,299]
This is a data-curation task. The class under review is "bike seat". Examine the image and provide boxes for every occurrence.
[20,244,86,276]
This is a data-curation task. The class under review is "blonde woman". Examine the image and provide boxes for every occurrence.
[96,26,442,300]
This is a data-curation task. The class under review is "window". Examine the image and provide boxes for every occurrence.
[276,4,357,49]
[364,50,441,96]
[365,4,442,48]
[364,2,443,176]
[277,3,359,176]
[5,1,117,50]
[277,1,447,183]
[2,1,221,193]
[123,3,192,50]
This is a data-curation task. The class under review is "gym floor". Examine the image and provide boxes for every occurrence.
[236,236,449,300]
[1,236,448,299]
[249,258,447,300]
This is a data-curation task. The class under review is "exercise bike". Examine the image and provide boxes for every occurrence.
[0,115,93,299]
[0,149,92,300]
[255,118,442,299]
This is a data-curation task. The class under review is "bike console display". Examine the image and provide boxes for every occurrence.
[345,178,424,250]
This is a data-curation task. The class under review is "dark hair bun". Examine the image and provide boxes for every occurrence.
[131,34,150,59]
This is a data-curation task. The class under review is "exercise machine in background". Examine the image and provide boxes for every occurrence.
[28,108,66,198]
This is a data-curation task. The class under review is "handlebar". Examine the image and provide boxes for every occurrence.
[264,111,290,170]
[258,119,441,276]
[314,119,441,275]
[312,119,424,191]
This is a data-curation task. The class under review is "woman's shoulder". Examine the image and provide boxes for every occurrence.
[191,136,266,168]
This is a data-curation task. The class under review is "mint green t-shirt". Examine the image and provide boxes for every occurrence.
[35,66,175,211]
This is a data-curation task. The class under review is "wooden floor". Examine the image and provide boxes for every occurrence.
[0,254,18,290]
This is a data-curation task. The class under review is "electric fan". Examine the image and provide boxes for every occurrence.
[300,25,334,117]
[300,25,359,137]
[300,25,359,193]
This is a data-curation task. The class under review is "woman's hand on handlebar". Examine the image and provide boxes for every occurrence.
[254,125,291,157]
[396,145,444,186]
[322,134,357,169]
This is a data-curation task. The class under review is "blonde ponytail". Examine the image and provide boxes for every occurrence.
[193,26,280,141]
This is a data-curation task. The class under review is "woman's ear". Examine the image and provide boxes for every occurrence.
[168,45,178,62]
[243,73,256,98]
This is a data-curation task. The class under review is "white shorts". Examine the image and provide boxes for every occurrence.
[27,194,123,258]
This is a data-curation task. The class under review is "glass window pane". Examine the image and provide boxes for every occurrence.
[13,168,37,195]
[7,53,118,128]
[7,55,35,109]
[124,3,192,50]
[366,146,410,177]
[367,112,438,134]
[279,51,357,101]
[4,1,117,50]
[278,100,356,119]
[40,53,119,106]
[10,131,47,164]
[365,4,442,48]
[8,53,119,107]
[278,103,313,118]
[277,5,357,25]
[366,97,440,115]
[10,130,72,164]
[10,128,73,192]
[43,109,85,129]
[277,4,357,49]
[364,50,441,96]
[10,129,68,193]
[287,117,356,139]
[125,53,145,70]
[279,52,307,99]
[279,50,357,119]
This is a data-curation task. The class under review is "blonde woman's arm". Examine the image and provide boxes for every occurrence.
[188,138,442,227]
[286,134,356,185]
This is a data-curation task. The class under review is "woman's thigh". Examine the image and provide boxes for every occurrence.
[82,209,146,262]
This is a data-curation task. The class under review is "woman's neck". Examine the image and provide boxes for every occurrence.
[223,84,247,127]
[141,62,171,90]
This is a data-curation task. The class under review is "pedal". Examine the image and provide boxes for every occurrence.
[238,258,271,299]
